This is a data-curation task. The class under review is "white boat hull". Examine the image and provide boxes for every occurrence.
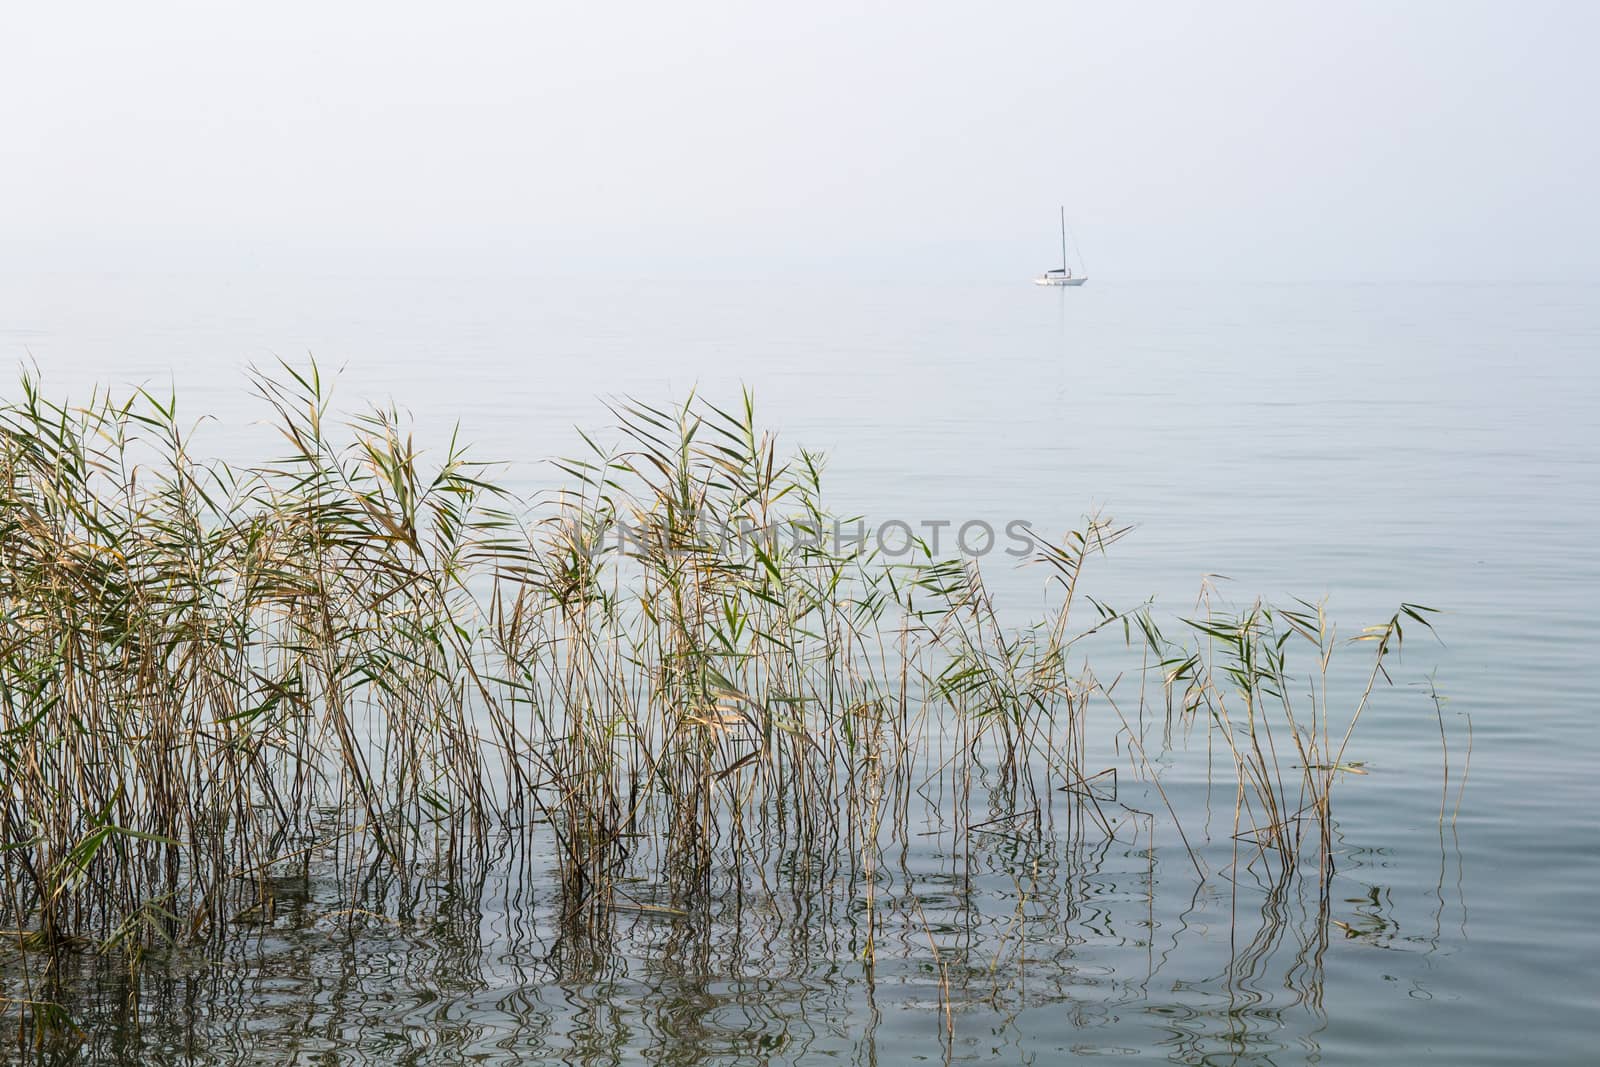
[1034,275,1087,286]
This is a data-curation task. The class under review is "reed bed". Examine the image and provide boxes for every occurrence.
[0,366,1443,1026]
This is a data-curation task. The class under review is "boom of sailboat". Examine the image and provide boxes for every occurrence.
[1035,207,1087,286]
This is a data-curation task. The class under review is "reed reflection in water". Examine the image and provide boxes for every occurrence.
[15,766,1469,1065]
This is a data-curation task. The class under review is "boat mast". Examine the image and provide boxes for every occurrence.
[1059,206,1068,276]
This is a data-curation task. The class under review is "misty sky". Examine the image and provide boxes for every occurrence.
[5,1,1597,281]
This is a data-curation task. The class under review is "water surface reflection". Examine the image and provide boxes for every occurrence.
[11,773,1469,1066]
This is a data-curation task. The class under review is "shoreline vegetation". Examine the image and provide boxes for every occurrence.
[0,364,1452,1040]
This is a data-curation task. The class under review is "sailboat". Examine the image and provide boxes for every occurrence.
[1034,207,1087,286]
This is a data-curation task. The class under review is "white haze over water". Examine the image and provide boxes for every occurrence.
[4,0,1599,282]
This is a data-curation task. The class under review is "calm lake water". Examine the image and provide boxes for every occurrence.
[4,273,1598,1063]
